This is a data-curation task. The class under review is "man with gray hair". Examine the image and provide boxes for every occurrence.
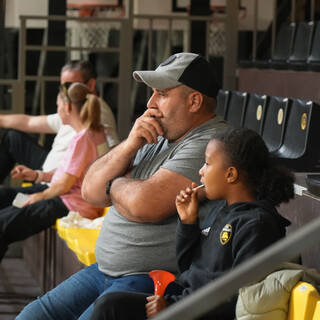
[17,52,228,320]
[0,60,118,184]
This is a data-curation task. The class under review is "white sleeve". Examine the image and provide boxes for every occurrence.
[47,113,63,133]
[98,98,120,148]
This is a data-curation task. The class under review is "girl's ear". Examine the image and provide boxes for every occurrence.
[225,166,239,183]
[189,91,203,112]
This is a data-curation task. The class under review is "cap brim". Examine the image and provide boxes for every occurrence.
[133,70,181,90]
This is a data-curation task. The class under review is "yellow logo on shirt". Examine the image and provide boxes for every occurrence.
[220,224,232,245]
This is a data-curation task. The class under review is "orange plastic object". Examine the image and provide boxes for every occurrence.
[149,270,176,296]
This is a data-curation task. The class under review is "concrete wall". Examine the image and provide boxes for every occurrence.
[5,0,48,28]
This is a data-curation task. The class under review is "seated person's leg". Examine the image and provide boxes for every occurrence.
[79,273,154,320]
[90,291,149,320]
[16,263,108,320]
[0,129,48,183]
[0,192,67,260]
[89,281,184,320]
[0,184,47,209]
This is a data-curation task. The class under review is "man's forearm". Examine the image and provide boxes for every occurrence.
[109,176,178,223]
[0,114,53,133]
[81,139,140,207]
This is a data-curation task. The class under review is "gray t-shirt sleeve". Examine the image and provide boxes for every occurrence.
[161,139,207,184]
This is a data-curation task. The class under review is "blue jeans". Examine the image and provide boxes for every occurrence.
[16,263,155,320]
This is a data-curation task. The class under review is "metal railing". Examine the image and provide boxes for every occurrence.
[18,12,133,139]
[0,79,21,113]
[1,0,241,138]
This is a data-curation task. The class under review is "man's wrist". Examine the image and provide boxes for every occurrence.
[123,137,145,156]
[35,170,44,184]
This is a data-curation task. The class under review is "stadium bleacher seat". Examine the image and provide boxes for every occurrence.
[261,96,290,153]
[287,281,320,320]
[273,99,320,172]
[288,21,314,70]
[268,22,296,69]
[225,91,247,128]
[216,89,229,119]
[242,93,268,134]
[308,20,320,71]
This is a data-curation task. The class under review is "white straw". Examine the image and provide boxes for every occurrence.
[192,184,205,191]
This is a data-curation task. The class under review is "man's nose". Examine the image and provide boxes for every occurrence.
[147,94,157,109]
[199,165,205,176]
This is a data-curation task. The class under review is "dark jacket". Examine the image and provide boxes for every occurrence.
[166,200,291,320]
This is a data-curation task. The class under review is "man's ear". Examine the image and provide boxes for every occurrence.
[225,166,239,183]
[189,91,203,112]
[86,78,96,94]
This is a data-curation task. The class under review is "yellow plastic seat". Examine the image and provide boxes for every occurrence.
[55,208,108,266]
[312,301,320,320]
[56,220,101,266]
[21,182,33,187]
[288,281,320,320]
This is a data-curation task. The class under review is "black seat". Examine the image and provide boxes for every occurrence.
[273,99,320,172]
[288,21,314,70]
[261,96,290,153]
[225,91,247,128]
[308,20,320,71]
[242,93,268,134]
[216,89,229,119]
[267,22,296,69]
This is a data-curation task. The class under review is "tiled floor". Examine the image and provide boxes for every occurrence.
[0,258,41,319]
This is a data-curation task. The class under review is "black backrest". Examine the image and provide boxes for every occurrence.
[289,21,314,63]
[262,96,290,153]
[274,99,320,172]
[308,20,320,63]
[216,89,229,119]
[225,91,247,128]
[275,99,311,159]
[242,93,268,134]
[272,22,296,61]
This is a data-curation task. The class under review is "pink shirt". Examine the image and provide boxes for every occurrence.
[51,127,106,219]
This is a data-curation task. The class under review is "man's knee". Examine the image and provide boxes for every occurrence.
[3,129,26,144]
[91,292,123,320]
[0,129,26,151]
[96,292,125,310]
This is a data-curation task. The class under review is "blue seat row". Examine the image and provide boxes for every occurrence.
[216,89,320,172]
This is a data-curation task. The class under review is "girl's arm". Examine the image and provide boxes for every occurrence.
[24,173,76,205]
[175,183,202,272]
[34,170,55,183]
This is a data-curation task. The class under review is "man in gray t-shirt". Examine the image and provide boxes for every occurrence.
[17,52,229,320]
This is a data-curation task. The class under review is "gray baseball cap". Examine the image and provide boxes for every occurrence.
[133,52,220,98]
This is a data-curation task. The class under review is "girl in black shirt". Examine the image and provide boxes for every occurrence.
[90,128,295,320]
